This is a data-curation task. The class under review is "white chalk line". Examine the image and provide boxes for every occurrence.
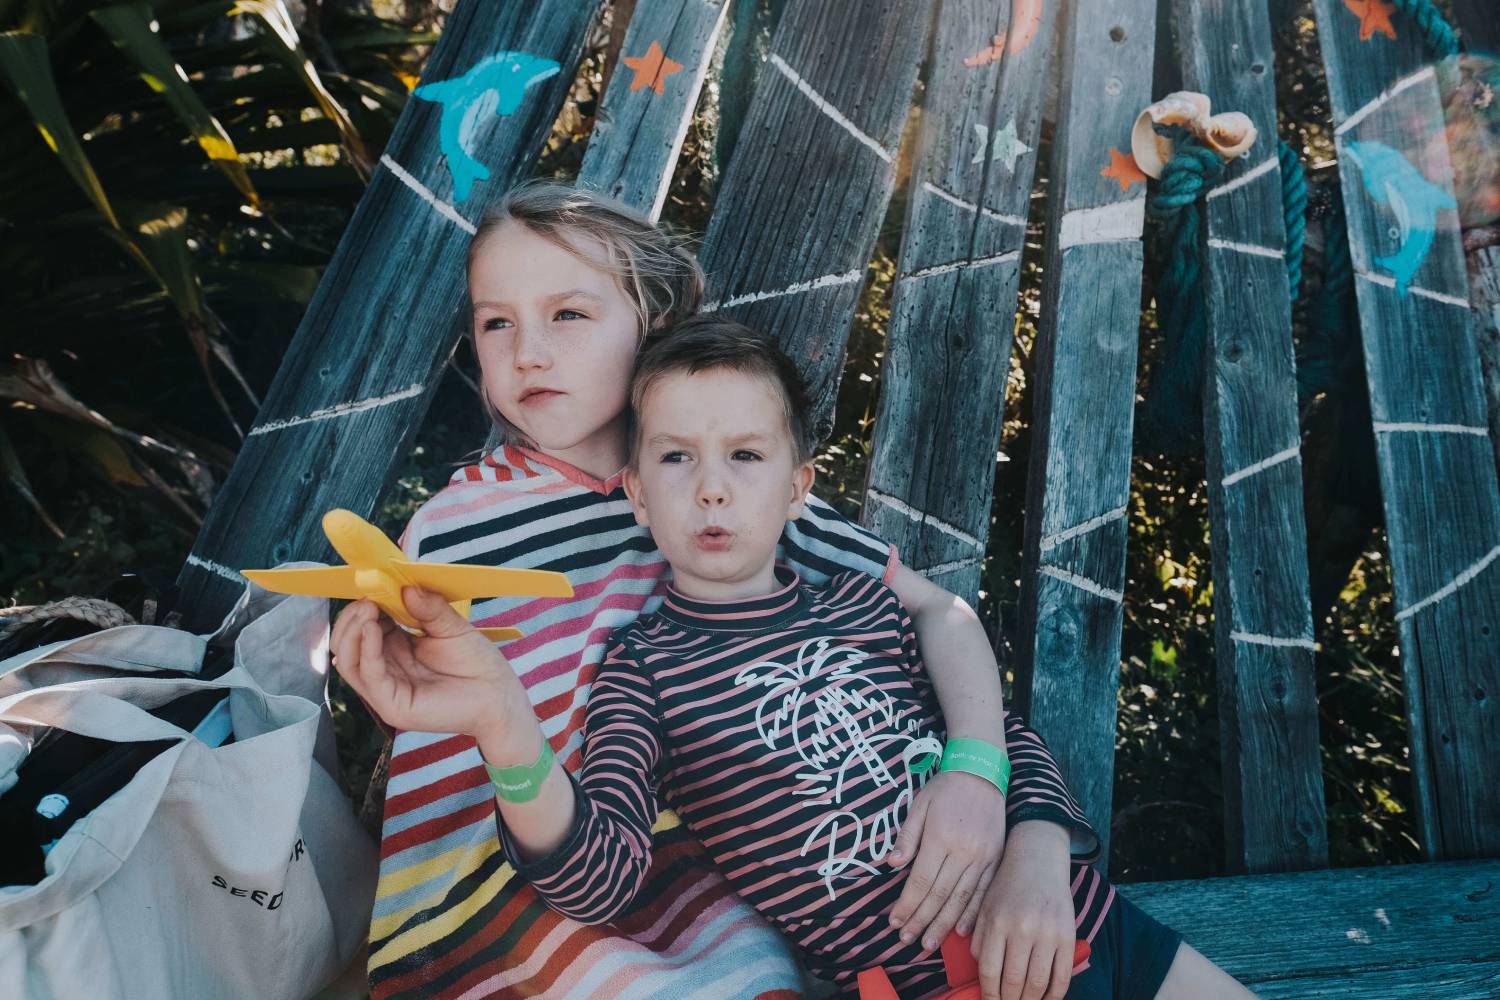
[901,250,1020,282]
[1222,444,1301,488]
[1206,156,1278,201]
[1039,505,1128,553]
[248,383,426,437]
[1038,565,1124,604]
[703,269,865,312]
[186,553,245,584]
[1372,421,1491,436]
[1059,199,1145,249]
[1356,271,1470,308]
[920,182,1026,227]
[1336,65,1436,137]
[770,53,894,164]
[867,488,982,550]
[920,556,984,578]
[1395,543,1500,622]
[1230,630,1316,651]
[380,153,477,235]
[1207,237,1285,260]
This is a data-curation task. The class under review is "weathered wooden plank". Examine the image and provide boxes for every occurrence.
[1469,245,1500,475]
[1130,859,1500,997]
[577,0,729,220]
[1310,0,1500,858]
[177,0,603,629]
[1449,0,1499,51]
[697,0,935,443]
[860,0,1059,605]
[1013,0,1155,858]
[1171,0,1327,873]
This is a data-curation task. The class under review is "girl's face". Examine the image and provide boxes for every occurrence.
[470,221,643,478]
[623,368,815,601]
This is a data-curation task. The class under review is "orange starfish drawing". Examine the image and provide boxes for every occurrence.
[963,0,1045,66]
[1342,0,1397,42]
[621,41,684,96]
[1101,147,1147,191]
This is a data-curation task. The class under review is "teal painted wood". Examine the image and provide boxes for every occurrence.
[860,0,1059,605]
[1450,0,1499,50]
[696,0,935,443]
[1130,859,1500,998]
[176,0,603,629]
[1171,0,1327,874]
[577,0,730,220]
[1311,0,1500,858]
[1014,0,1155,860]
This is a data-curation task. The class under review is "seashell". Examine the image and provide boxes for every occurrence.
[1131,91,1258,178]
[1203,111,1257,159]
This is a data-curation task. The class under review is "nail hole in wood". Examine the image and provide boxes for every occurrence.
[1109,26,1126,42]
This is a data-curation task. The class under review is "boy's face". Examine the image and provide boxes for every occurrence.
[623,368,815,601]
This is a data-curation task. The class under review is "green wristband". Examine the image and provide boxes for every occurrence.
[484,738,555,803]
[939,737,1010,796]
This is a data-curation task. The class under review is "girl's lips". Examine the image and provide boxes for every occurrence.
[519,389,564,406]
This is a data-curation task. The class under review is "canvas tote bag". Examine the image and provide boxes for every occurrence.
[0,582,376,999]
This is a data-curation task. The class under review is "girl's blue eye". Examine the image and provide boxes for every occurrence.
[480,316,510,332]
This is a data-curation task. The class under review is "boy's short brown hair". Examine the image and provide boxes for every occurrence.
[628,315,814,468]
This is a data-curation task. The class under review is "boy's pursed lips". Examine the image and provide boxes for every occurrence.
[694,526,733,551]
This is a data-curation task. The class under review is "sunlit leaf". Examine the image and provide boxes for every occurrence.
[90,3,260,206]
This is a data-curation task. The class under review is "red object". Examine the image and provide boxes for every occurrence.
[856,932,1091,1000]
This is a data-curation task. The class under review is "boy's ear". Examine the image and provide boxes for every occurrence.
[621,465,650,527]
[786,460,816,521]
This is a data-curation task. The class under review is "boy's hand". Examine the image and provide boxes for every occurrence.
[331,587,529,741]
[886,770,1007,954]
[971,821,1075,1000]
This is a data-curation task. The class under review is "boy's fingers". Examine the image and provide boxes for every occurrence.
[888,793,927,868]
[924,863,981,952]
[978,932,1006,1000]
[899,854,961,949]
[957,862,998,936]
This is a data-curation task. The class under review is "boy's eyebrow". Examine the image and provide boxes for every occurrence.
[646,430,777,448]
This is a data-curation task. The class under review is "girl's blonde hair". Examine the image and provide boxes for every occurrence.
[466,180,705,440]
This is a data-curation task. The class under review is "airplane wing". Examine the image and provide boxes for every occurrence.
[241,566,364,599]
[395,561,574,601]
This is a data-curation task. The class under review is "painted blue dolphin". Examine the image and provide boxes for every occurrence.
[1345,140,1457,295]
[414,51,561,202]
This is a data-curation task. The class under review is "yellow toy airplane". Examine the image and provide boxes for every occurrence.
[241,509,573,641]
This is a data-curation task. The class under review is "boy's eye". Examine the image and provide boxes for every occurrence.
[555,309,586,321]
[732,450,762,461]
[660,451,689,464]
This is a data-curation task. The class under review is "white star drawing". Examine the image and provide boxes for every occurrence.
[972,118,1031,172]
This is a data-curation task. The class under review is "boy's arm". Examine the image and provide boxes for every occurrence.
[484,644,662,925]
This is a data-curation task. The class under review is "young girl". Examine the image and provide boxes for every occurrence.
[351,182,1103,1000]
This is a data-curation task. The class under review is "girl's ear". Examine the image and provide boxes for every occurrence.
[786,460,816,521]
[622,465,650,527]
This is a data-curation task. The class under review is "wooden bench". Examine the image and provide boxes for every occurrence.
[174,0,1500,993]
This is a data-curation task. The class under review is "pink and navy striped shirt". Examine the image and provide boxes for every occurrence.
[502,566,1105,997]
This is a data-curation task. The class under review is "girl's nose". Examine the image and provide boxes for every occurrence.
[512,322,552,370]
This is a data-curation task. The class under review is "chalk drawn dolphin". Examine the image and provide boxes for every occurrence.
[1345,140,1457,295]
[414,51,561,202]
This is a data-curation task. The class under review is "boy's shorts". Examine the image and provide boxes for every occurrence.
[1064,889,1182,999]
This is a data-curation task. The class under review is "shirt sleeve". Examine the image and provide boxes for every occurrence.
[779,494,899,587]
[497,640,664,925]
[885,579,1101,862]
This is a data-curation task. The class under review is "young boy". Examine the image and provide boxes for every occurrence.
[489,317,1251,999]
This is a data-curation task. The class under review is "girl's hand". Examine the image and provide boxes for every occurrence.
[971,820,1076,1000]
[331,587,530,742]
[886,770,1007,954]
